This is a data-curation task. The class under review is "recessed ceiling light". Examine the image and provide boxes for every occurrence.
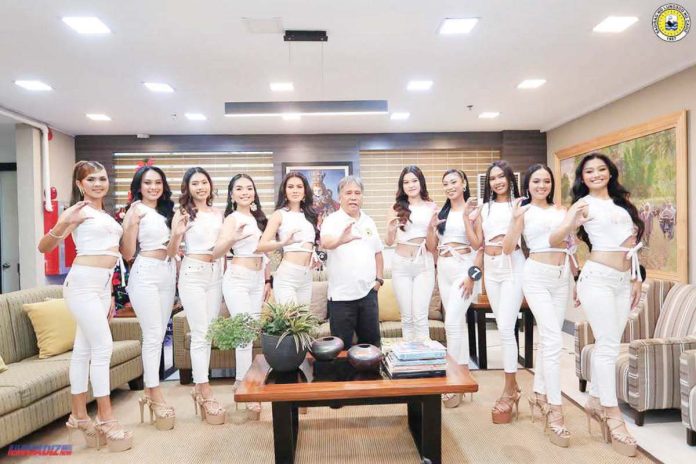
[407,80,433,91]
[438,18,479,35]
[390,112,410,120]
[144,82,174,93]
[593,16,638,33]
[517,79,547,89]
[185,113,207,121]
[478,112,500,119]
[86,114,111,121]
[282,114,301,121]
[62,17,111,34]
[14,80,52,91]
[270,82,294,92]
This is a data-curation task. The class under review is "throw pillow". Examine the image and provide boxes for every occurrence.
[378,279,401,322]
[22,299,76,358]
[0,354,7,373]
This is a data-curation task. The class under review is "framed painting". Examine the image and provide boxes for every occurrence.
[282,161,353,225]
[554,110,688,282]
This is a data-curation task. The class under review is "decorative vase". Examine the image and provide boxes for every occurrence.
[262,333,308,372]
[347,344,383,371]
[310,336,344,361]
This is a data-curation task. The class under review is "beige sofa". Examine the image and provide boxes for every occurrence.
[0,286,144,448]
[173,270,446,384]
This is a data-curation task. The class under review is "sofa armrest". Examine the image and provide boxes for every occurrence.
[628,335,696,411]
[574,320,594,378]
[680,349,696,428]
[622,299,651,343]
[110,317,142,342]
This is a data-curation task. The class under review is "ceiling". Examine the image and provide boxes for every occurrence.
[0,0,694,136]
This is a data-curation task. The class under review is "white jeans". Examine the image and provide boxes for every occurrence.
[483,249,525,373]
[178,257,223,384]
[273,260,312,306]
[522,259,570,405]
[437,254,479,366]
[392,252,435,342]
[126,256,176,388]
[576,260,632,407]
[222,264,264,381]
[63,265,114,397]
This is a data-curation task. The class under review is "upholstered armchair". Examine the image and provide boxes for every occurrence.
[680,349,696,445]
[575,279,696,425]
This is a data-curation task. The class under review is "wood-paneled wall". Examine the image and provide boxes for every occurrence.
[75,130,546,208]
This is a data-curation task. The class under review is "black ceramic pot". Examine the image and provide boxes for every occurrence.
[262,333,307,372]
[310,336,344,361]
[347,344,383,371]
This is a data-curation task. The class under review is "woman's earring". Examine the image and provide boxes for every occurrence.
[250,202,258,212]
[232,201,237,211]
[78,187,84,197]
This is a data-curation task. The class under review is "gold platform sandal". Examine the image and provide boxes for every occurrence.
[584,396,603,435]
[491,388,521,424]
[602,412,637,457]
[94,417,133,452]
[65,415,106,449]
[138,396,175,431]
[191,388,226,425]
[528,393,548,423]
[544,405,571,448]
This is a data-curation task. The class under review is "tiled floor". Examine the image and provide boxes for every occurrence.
[481,325,693,464]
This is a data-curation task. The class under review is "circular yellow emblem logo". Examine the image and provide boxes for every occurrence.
[653,3,691,42]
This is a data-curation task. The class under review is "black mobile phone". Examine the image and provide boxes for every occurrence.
[520,196,531,207]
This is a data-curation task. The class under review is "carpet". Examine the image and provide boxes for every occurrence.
[5,369,653,463]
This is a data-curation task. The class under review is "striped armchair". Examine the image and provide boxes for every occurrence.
[575,280,696,425]
[681,349,696,445]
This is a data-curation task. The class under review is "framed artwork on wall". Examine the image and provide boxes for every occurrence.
[282,161,353,225]
[553,110,688,283]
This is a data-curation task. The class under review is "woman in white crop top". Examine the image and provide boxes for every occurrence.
[503,165,575,447]
[385,166,439,343]
[212,174,271,423]
[38,161,132,452]
[166,167,226,425]
[469,160,525,425]
[551,153,643,457]
[435,169,482,409]
[257,172,318,306]
[120,166,176,431]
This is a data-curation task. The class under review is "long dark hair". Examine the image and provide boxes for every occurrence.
[571,153,644,249]
[179,167,214,221]
[483,160,519,204]
[393,165,432,231]
[522,164,554,206]
[125,166,175,227]
[71,160,106,206]
[437,169,471,235]
[224,174,268,231]
[275,171,318,241]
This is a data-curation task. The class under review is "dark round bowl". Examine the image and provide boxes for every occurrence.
[262,333,308,372]
[347,344,383,371]
[310,336,344,361]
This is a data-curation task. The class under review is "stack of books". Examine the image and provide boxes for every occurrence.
[382,340,447,379]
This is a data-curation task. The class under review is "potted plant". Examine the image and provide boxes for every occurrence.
[207,313,260,351]
[260,301,320,372]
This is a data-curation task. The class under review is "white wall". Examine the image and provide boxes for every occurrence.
[547,64,696,321]
[48,130,76,203]
[0,123,15,162]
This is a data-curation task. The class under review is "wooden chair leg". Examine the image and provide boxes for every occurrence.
[579,379,587,392]
[634,410,645,426]
[687,428,696,446]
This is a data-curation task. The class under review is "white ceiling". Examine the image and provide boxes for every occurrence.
[0,0,694,136]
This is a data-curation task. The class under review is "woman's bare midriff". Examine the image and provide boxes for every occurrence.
[283,242,314,266]
[230,256,264,271]
[438,242,472,258]
[529,252,567,267]
[73,247,120,268]
[484,234,515,256]
[395,237,426,258]
[186,253,214,263]
[139,250,168,260]
[587,236,637,272]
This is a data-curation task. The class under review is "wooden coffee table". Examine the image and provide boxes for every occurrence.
[235,352,478,464]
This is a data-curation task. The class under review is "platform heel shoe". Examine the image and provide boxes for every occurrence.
[527,393,548,423]
[584,396,603,435]
[191,388,226,425]
[138,396,175,431]
[230,382,249,424]
[544,405,570,448]
[491,387,521,424]
[65,415,106,449]
[442,393,463,409]
[601,412,637,457]
[94,417,133,452]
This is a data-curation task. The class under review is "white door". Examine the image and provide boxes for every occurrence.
[0,171,20,292]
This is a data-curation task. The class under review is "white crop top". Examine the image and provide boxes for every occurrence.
[481,201,513,243]
[72,205,122,258]
[438,210,470,245]
[523,205,566,252]
[135,204,170,252]
[184,210,222,255]
[277,209,316,253]
[229,212,263,258]
[395,203,434,243]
